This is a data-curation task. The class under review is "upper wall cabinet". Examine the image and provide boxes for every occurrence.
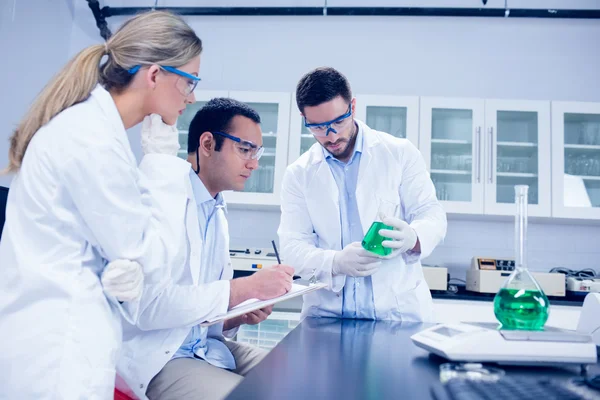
[354,95,420,146]
[484,99,551,217]
[288,94,420,165]
[419,97,551,217]
[420,97,486,214]
[552,101,600,220]
[178,90,291,206]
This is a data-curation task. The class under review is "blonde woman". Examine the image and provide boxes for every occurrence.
[0,11,202,399]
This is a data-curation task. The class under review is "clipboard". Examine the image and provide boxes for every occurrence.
[200,282,327,327]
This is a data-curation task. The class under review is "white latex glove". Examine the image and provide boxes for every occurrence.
[101,260,144,302]
[141,113,180,156]
[379,216,418,255]
[332,242,382,277]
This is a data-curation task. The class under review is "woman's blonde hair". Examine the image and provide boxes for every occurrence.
[5,10,202,173]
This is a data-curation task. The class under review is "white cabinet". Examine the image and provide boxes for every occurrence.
[225,91,291,206]
[420,97,552,216]
[354,95,420,146]
[177,90,292,206]
[420,97,486,214]
[484,100,552,217]
[176,90,228,160]
[288,104,317,164]
[288,95,420,165]
[552,101,600,220]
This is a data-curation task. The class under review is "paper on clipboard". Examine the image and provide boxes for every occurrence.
[200,282,327,327]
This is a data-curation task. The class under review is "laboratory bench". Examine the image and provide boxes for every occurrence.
[226,317,600,400]
[431,284,586,307]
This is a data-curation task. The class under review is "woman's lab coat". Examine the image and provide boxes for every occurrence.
[0,85,189,399]
[278,120,447,322]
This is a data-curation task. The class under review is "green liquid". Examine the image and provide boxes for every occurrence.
[494,288,549,330]
[362,221,393,256]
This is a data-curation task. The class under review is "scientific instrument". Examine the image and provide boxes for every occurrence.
[493,185,549,330]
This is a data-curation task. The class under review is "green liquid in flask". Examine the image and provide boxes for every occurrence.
[493,288,549,331]
[361,221,393,256]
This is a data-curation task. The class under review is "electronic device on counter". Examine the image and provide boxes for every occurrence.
[411,322,597,366]
[467,257,566,297]
[567,277,600,294]
[229,247,279,271]
[422,265,448,291]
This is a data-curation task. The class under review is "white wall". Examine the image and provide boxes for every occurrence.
[3,0,600,278]
[0,0,76,187]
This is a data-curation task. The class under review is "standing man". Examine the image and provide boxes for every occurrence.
[116,98,294,400]
[278,67,447,322]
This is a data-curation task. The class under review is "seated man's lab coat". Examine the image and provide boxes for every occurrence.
[116,157,237,400]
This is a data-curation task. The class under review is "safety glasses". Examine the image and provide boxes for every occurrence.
[303,103,353,137]
[128,65,201,96]
[212,131,264,161]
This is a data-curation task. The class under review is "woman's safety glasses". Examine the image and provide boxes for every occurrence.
[212,131,264,161]
[303,103,353,137]
[128,65,200,97]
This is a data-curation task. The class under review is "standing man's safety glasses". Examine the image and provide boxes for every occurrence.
[303,103,352,137]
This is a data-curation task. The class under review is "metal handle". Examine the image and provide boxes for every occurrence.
[488,127,494,183]
[475,126,481,183]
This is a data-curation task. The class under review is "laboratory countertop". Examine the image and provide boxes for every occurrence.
[233,270,586,308]
[226,318,599,400]
[432,285,587,307]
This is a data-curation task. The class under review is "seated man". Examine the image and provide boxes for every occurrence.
[115,98,294,400]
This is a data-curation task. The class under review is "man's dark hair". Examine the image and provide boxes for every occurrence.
[187,97,261,154]
[295,67,352,114]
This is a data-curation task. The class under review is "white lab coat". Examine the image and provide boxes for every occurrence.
[0,85,189,399]
[116,159,235,400]
[278,120,447,322]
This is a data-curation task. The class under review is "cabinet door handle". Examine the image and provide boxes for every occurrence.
[475,126,481,183]
[488,127,494,184]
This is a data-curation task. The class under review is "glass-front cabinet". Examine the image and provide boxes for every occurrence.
[355,95,419,146]
[288,108,317,164]
[176,90,228,160]
[420,98,551,217]
[179,91,600,220]
[552,101,600,219]
[419,97,485,214]
[288,94,419,164]
[484,100,551,217]
[177,90,291,206]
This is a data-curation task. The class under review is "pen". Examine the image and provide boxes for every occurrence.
[271,240,301,280]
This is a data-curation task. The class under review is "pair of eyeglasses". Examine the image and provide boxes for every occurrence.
[304,103,353,137]
[128,65,200,96]
[212,131,264,161]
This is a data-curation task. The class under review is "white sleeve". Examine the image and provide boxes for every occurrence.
[398,141,447,262]
[277,167,345,293]
[62,145,190,323]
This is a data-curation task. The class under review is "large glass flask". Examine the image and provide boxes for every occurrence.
[361,198,399,256]
[493,185,550,330]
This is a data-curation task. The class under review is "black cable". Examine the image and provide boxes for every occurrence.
[86,0,112,41]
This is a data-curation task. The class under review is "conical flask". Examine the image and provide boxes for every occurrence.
[493,185,549,330]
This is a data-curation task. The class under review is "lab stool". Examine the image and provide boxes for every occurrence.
[114,389,134,400]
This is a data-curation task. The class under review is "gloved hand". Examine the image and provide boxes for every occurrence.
[101,260,144,302]
[332,242,381,277]
[379,216,418,254]
[141,113,180,156]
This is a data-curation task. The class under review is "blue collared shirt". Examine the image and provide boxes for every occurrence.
[323,124,376,320]
[172,170,236,369]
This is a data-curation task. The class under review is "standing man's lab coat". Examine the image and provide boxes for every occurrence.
[0,85,189,399]
[278,120,447,322]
